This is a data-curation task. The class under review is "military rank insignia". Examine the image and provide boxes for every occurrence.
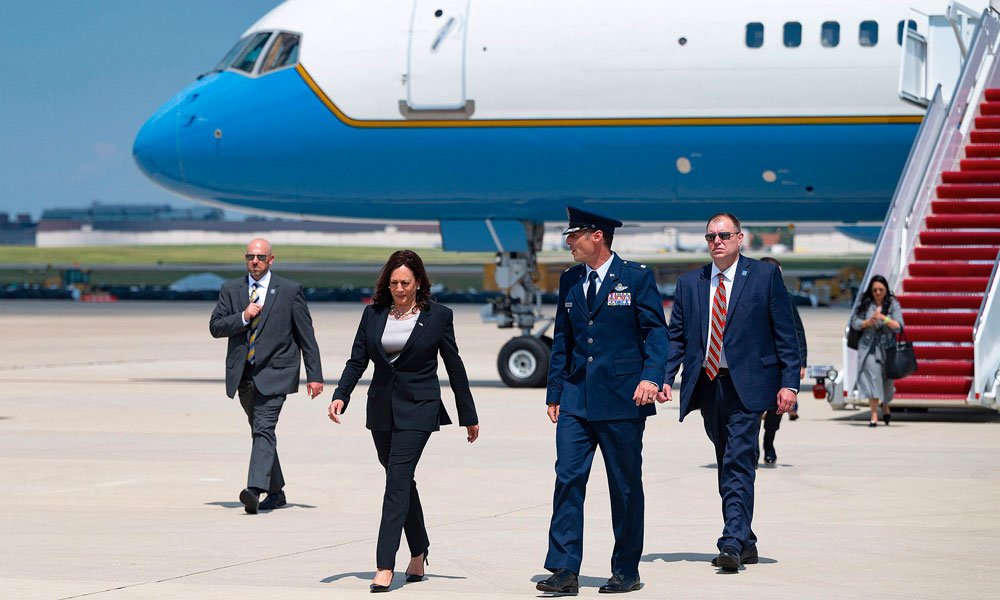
[607,292,631,306]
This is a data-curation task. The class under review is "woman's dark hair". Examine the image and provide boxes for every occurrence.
[856,274,894,315]
[372,249,432,310]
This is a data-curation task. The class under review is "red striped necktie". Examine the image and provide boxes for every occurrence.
[705,273,727,380]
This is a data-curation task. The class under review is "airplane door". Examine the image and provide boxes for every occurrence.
[406,0,469,110]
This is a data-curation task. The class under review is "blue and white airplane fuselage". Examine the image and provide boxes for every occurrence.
[134,0,973,224]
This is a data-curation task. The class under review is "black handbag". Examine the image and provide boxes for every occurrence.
[884,330,917,379]
[847,327,862,350]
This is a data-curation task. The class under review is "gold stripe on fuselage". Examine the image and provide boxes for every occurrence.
[296,64,923,129]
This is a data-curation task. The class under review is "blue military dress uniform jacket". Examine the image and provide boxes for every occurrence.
[546,254,669,418]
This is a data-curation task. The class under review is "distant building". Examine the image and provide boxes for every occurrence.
[40,202,223,222]
[0,212,37,245]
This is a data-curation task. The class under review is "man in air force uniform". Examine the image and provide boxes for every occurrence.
[537,206,669,595]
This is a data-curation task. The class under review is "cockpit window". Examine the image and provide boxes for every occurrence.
[214,36,254,72]
[260,32,301,74]
[232,32,272,73]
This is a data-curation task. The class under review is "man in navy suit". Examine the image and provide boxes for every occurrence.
[659,213,799,571]
[537,206,668,594]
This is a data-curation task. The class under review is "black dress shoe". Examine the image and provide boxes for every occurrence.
[715,548,741,571]
[405,549,429,583]
[536,568,579,594]
[239,488,259,514]
[259,491,287,510]
[712,545,758,568]
[598,574,642,593]
[764,449,777,465]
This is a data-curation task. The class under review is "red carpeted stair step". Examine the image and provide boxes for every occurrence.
[919,230,1000,245]
[966,145,1000,158]
[902,276,989,292]
[940,170,1000,183]
[913,246,999,260]
[979,101,1000,115]
[970,130,1000,143]
[897,293,984,309]
[901,309,978,325]
[975,116,1000,128]
[892,393,970,401]
[936,182,1000,196]
[911,360,975,376]
[913,344,973,360]
[924,214,1000,228]
[907,262,994,277]
[959,158,1000,170]
[893,375,972,394]
[984,89,1000,101]
[900,324,973,342]
[931,200,1000,214]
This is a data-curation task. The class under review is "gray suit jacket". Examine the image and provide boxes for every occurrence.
[209,273,323,398]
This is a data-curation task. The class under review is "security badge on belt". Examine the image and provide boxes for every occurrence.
[607,282,631,306]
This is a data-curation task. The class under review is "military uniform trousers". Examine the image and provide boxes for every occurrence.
[545,413,646,578]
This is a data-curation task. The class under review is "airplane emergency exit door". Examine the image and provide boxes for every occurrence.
[406,0,469,110]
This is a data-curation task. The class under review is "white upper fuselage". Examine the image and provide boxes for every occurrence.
[249,0,976,120]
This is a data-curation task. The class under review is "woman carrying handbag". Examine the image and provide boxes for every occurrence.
[850,275,904,427]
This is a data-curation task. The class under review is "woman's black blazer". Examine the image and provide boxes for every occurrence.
[333,302,478,432]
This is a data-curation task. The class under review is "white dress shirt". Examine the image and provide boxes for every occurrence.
[705,259,740,369]
[242,271,272,325]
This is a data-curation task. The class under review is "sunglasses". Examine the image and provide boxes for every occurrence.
[245,254,271,261]
[704,231,740,242]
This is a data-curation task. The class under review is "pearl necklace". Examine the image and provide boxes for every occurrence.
[389,303,419,319]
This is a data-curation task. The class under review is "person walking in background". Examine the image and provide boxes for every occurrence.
[659,213,800,572]
[209,238,324,515]
[327,249,479,593]
[756,256,807,466]
[850,275,903,427]
[536,206,668,595]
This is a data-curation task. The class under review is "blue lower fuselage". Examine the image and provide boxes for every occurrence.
[133,68,919,223]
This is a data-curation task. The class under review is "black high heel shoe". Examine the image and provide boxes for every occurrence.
[405,549,429,583]
[869,420,877,427]
[883,412,891,426]
[370,572,393,593]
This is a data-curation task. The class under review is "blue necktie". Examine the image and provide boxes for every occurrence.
[586,270,599,311]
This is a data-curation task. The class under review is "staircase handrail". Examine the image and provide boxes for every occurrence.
[972,248,1000,403]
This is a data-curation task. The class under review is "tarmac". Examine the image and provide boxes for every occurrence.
[1,300,998,599]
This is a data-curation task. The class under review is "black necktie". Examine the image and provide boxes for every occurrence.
[586,270,599,311]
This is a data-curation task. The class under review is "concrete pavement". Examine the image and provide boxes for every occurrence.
[1,301,997,599]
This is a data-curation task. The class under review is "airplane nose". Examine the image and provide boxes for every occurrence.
[132,100,182,187]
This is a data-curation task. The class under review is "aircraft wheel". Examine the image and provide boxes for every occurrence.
[498,336,550,388]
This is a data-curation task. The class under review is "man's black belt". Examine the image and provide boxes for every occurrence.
[716,368,730,377]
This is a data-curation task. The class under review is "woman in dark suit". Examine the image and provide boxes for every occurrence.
[328,249,479,592]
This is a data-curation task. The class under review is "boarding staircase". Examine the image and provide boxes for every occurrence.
[836,8,1000,411]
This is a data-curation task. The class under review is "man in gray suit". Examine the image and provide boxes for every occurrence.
[210,238,324,514]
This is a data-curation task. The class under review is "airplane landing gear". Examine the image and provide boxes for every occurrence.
[497,335,552,387]
[487,221,553,388]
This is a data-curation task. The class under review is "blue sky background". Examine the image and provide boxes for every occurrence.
[0,0,281,219]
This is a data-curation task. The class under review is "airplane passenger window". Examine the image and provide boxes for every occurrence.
[821,21,840,48]
[859,21,878,46]
[783,22,801,47]
[746,22,764,48]
[261,32,301,74]
[232,32,272,73]
[897,20,918,45]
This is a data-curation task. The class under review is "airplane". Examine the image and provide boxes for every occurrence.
[133,0,987,387]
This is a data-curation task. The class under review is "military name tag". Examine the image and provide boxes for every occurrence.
[607,292,631,306]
